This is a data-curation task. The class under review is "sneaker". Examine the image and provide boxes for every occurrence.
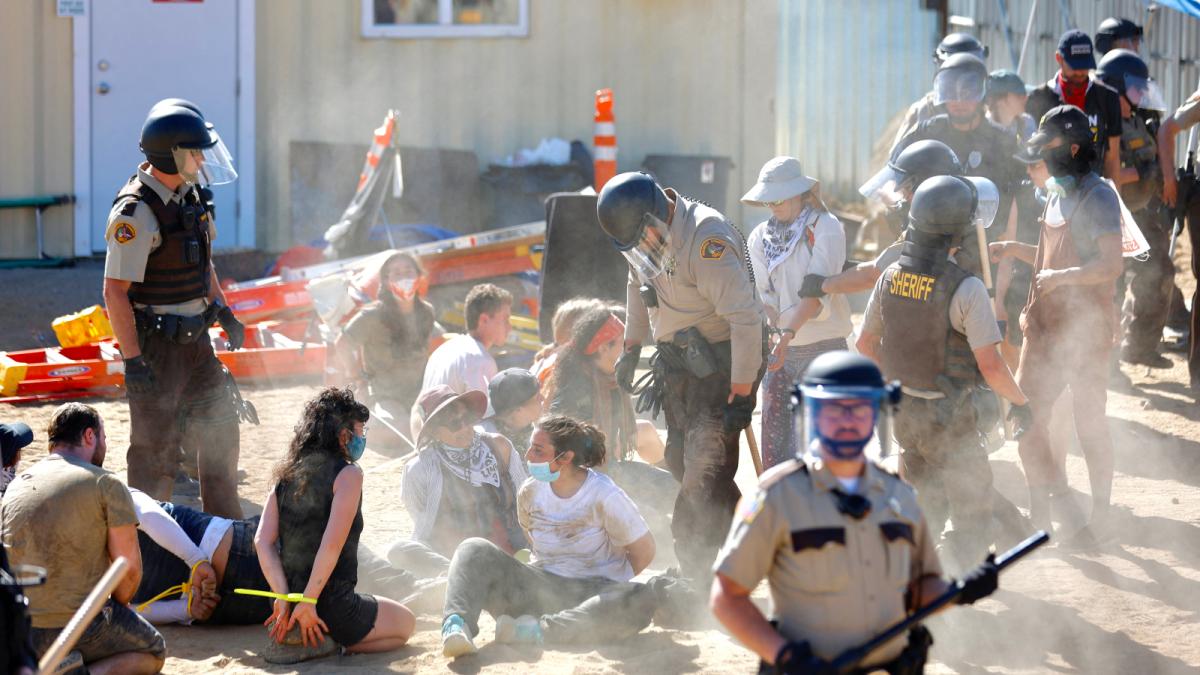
[261,623,341,665]
[1120,347,1172,369]
[495,614,543,645]
[441,614,478,658]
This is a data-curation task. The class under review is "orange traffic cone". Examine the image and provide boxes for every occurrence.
[593,89,617,191]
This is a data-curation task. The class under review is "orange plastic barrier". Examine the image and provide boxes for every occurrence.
[593,88,617,191]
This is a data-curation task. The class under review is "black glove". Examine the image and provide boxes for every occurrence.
[216,303,246,351]
[1007,402,1034,440]
[615,345,640,393]
[955,553,999,605]
[724,393,756,434]
[774,641,832,675]
[123,356,155,396]
[798,273,827,299]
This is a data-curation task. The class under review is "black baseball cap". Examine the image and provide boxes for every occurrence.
[986,70,1028,99]
[1028,105,1093,149]
[1,423,33,467]
[487,369,540,417]
[1058,30,1096,70]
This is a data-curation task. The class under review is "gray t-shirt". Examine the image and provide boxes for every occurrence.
[871,241,904,273]
[1046,173,1122,262]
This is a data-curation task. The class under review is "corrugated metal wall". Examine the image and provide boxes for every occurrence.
[257,0,779,250]
[950,0,1200,158]
[776,0,942,202]
[0,3,74,259]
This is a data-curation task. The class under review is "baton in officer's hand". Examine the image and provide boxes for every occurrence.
[826,531,1050,674]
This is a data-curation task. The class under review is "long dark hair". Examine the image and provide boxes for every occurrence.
[374,252,434,348]
[273,387,369,495]
[536,415,607,468]
[545,306,614,402]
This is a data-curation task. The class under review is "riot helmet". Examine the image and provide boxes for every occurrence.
[935,32,988,64]
[908,174,1000,238]
[1095,17,1142,55]
[139,104,237,186]
[860,140,963,207]
[794,351,900,461]
[1096,49,1166,112]
[597,171,673,279]
[933,53,989,108]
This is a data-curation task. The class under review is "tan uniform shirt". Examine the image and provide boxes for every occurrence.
[624,190,765,382]
[103,162,216,317]
[1171,88,1200,130]
[1,453,139,628]
[715,455,942,666]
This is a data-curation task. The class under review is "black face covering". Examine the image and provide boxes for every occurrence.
[1042,144,1079,178]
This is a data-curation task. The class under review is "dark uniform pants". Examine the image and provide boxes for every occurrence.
[1124,202,1175,356]
[661,367,743,580]
[128,329,242,518]
[894,397,995,564]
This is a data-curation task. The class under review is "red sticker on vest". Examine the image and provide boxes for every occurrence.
[700,237,727,259]
[114,223,137,244]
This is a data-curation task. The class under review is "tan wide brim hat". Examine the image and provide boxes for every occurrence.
[414,385,488,447]
[741,156,817,206]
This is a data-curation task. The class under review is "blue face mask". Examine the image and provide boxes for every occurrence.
[528,453,565,482]
[347,433,367,462]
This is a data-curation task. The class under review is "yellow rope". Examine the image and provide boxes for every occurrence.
[136,560,207,616]
[233,588,318,604]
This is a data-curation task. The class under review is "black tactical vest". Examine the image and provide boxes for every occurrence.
[1118,114,1161,212]
[878,261,981,393]
[114,174,211,306]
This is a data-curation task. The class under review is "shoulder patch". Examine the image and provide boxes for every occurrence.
[758,458,808,490]
[736,491,767,525]
[700,237,728,260]
[113,222,137,244]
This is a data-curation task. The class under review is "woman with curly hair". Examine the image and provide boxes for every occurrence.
[336,252,437,449]
[544,306,674,520]
[255,388,414,662]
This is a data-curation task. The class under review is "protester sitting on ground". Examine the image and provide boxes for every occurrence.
[1,403,166,675]
[336,251,437,449]
[255,388,414,663]
[545,307,675,517]
[531,297,610,384]
[441,415,682,658]
[479,368,544,455]
[131,491,429,626]
[1,422,34,497]
[390,385,529,579]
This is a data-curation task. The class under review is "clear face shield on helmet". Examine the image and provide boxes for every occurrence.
[794,383,900,462]
[620,213,671,280]
[1124,74,1168,113]
[858,163,912,210]
[962,176,1000,229]
[171,125,238,186]
[933,67,986,107]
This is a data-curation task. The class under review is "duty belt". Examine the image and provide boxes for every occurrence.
[134,307,213,345]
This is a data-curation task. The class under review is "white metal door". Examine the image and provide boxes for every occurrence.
[89,0,240,252]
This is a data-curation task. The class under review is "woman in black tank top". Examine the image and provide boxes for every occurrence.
[255,388,414,658]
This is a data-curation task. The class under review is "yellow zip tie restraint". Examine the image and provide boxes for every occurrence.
[234,588,318,604]
[136,560,206,617]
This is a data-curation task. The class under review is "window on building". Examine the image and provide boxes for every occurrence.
[364,0,528,38]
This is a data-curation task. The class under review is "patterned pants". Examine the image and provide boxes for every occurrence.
[760,338,847,469]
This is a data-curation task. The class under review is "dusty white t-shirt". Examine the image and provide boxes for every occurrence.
[517,470,649,582]
[420,334,497,394]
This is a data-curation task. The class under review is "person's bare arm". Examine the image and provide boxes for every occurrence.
[989,241,1038,266]
[993,204,1019,323]
[254,490,294,642]
[624,532,656,575]
[103,278,141,359]
[1159,118,1182,207]
[1035,233,1122,292]
[106,523,143,605]
[1104,137,1122,182]
[710,573,786,664]
[822,263,882,295]
[973,344,1028,405]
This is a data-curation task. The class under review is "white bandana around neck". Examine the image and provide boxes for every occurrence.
[763,207,816,273]
[430,433,500,488]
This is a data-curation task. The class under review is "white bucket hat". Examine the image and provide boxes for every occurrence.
[741,156,817,206]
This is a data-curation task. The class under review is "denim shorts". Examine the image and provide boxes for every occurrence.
[207,517,273,625]
[31,599,166,666]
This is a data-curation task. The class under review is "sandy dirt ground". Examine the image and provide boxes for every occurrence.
[2,247,1199,673]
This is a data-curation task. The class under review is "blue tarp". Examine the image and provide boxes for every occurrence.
[1156,0,1200,20]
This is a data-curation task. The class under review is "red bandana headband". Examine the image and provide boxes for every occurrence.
[585,315,625,355]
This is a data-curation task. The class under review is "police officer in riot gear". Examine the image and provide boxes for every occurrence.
[1094,17,1143,56]
[711,351,1001,674]
[598,171,766,582]
[801,140,964,299]
[857,175,1033,569]
[893,54,1025,281]
[1096,49,1176,367]
[102,100,249,519]
[892,33,989,151]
